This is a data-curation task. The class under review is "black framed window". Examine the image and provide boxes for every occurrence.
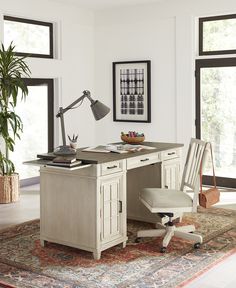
[4,16,53,58]
[24,78,54,152]
[10,78,54,185]
[199,14,236,56]
[195,58,236,188]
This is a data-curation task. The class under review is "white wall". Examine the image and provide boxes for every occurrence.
[0,0,95,149]
[94,14,176,144]
[1,0,236,152]
[94,0,236,151]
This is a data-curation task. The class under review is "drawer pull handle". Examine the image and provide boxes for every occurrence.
[107,165,118,169]
[140,158,149,162]
[119,200,122,213]
[165,185,169,189]
[167,152,175,155]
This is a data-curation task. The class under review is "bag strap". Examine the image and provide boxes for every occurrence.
[200,142,217,194]
[209,142,217,188]
[200,160,203,194]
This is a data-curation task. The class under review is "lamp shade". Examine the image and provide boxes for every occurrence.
[90,100,110,120]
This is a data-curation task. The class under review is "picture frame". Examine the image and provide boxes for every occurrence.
[113,60,151,122]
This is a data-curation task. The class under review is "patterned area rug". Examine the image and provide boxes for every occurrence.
[0,207,235,288]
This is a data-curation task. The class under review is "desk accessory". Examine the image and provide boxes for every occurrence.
[53,156,76,164]
[199,143,220,208]
[47,160,82,168]
[121,131,145,143]
[82,144,154,154]
[105,145,129,153]
[82,145,132,154]
[68,134,78,149]
[106,144,153,153]
[37,152,56,160]
[82,146,110,153]
[54,90,110,155]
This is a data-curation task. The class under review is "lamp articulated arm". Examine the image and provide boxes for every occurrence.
[56,90,92,147]
[54,90,110,155]
[56,90,93,118]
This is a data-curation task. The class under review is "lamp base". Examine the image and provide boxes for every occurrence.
[54,145,76,156]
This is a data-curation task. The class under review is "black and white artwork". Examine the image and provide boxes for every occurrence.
[113,61,151,122]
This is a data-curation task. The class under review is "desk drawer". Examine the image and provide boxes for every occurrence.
[127,152,160,170]
[101,160,124,176]
[161,149,180,161]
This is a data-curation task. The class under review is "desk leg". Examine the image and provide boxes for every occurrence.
[93,251,101,260]
[40,239,46,247]
[122,241,127,248]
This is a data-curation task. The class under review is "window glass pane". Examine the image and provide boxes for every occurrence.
[4,19,51,56]
[201,67,236,178]
[202,17,236,52]
[10,85,48,180]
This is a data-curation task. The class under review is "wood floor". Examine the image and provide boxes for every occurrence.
[0,185,39,230]
[184,252,236,288]
[0,185,235,288]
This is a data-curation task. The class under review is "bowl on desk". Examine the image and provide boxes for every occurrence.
[121,135,145,144]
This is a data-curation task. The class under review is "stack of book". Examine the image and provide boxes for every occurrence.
[47,156,82,168]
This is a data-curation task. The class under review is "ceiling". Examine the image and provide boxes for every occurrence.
[50,0,165,10]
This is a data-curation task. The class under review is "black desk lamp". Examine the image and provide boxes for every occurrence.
[54,90,110,155]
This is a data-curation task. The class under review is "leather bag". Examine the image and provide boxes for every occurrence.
[199,143,220,208]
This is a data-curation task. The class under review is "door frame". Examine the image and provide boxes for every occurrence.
[195,58,236,188]
[20,78,54,187]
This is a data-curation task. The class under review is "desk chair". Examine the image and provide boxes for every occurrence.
[136,138,207,252]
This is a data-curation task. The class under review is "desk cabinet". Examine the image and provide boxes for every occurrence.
[40,161,127,260]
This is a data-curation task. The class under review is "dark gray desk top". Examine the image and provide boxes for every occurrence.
[37,142,183,164]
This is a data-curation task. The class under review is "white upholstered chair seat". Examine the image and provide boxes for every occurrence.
[141,188,193,210]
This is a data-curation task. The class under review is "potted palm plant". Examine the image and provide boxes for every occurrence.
[0,43,31,203]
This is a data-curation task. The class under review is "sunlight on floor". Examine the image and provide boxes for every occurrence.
[0,184,39,230]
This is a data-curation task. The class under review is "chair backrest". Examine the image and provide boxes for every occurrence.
[180,138,207,211]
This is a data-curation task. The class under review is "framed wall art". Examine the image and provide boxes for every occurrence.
[113,60,151,122]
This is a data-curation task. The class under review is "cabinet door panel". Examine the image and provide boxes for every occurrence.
[103,218,111,238]
[111,201,118,216]
[111,217,119,234]
[104,185,111,201]
[103,202,111,219]
[162,160,180,190]
[164,167,171,188]
[100,176,123,243]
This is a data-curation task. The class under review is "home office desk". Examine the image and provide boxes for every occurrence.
[37,142,183,259]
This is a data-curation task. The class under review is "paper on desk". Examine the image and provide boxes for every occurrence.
[106,144,155,153]
[82,144,156,154]
[82,146,110,153]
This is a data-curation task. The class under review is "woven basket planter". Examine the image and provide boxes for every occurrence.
[0,174,19,203]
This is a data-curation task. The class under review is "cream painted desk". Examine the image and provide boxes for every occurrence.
[37,142,183,259]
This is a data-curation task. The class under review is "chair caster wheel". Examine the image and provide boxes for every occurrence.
[160,247,166,253]
[194,242,201,249]
[135,237,141,243]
